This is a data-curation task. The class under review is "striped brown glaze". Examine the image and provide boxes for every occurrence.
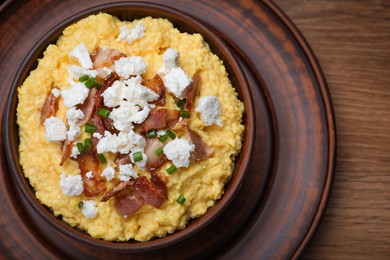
[0,0,334,259]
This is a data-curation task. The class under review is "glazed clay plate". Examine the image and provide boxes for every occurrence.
[0,0,335,259]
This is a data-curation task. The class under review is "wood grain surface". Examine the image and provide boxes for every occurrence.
[272,0,390,259]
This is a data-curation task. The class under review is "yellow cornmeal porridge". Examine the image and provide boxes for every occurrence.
[17,13,244,242]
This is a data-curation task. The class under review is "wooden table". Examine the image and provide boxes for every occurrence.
[272,0,390,258]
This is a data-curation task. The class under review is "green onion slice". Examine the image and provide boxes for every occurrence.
[97,108,110,118]
[133,151,143,162]
[159,134,168,142]
[76,142,85,154]
[85,77,98,89]
[97,153,106,164]
[177,195,186,205]
[85,123,96,133]
[78,201,84,208]
[166,165,177,175]
[79,75,89,82]
[166,130,176,140]
[155,147,164,157]
[176,98,187,109]
[147,129,157,138]
[180,110,189,118]
[84,138,92,151]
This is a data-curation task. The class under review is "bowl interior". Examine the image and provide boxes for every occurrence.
[4,2,254,252]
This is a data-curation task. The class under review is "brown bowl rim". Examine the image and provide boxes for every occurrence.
[4,1,255,253]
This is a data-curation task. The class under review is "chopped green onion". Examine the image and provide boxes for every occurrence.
[84,138,92,151]
[180,110,189,118]
[166,165,177,175]
[85,77,98,89]
[133,151,143,162]
[84,123,96,133]
[177,195,186,205]
[97,153,106,164]
[176,98,187,109]
[97,108,110,118]
[159,134,168,142]
[166,130,176,140]
[147,129,157,138]
[79,75,89,82]
[78,201,84,208]
[155,147,164,156]
[76,142,85,154]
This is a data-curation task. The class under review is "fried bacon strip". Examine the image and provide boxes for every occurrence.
[187,129,214,161]
[91,47,126,80]
[183,73,201,112]
[114,153,132,171]
[77,87,99,126]
[142,74,166,106]
[76,150,106,197]
[105,174,168,218]
[59,139,72,166]
[144,138,167,172]
[140,108,180,133]
[40,92,59,124]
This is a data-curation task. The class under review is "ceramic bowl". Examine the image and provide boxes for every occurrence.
[4,2,254,253]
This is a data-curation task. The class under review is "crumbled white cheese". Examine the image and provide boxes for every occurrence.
[158,48,179,75]
[116,22,145,44]
[85,171,93,179]
[130,151,147,171]
[114,56,146,79]
[92,132,103,140]
[81,200,98,218]
[70,145,80,159]
[119,164,138,181]
[101,163,115,181]
[51,88,61,98]
[67,124,81,141]
[59,173,83,196]
[163,138,195,168]
[67,65,98,81]
[66,107,85,125]
[61,82,90,108]
[163,67,192,98]
[69,44,93,69]
[195,96,223,126]
[123,75,159,103]
[96,131,132,154]
[130,103,151,124]
[127,130,146,152]
[43,116,68,142]
[102,80,125,108]
[109,101,137,131]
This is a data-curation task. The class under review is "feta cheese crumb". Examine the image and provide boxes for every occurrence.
[127,130,146,152]
[102,80,125,107]
[70,145,80,158]
[116,22,145,44]
[102,164,115,181]
[85,171,93,179]
[93,132,103,140]
[158,48,179,75]
[81,200,98,218]
[97,131,132,154]
[130,151,147,171]
[43,117,67,142]
[69,44,93,69]
[119,164,138,181]
[51,88,61,98]
[59,173,83,196]
[61,82,90,108]
[66,107,85,125]
[123,75,159,102]
[163,138,195,168]
[195,96,223,126]
[67,124,81,141]
[114,56,146,79]
[163,67,192,98]
[109,101,137,131]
